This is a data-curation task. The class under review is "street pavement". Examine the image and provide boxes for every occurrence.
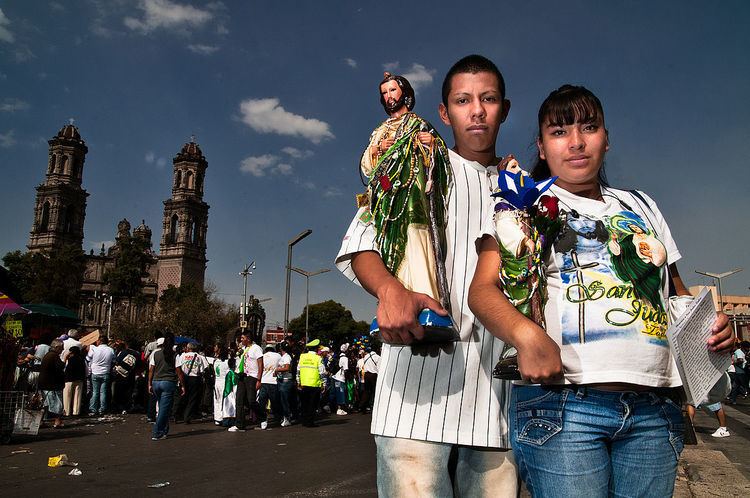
[0,412,378,497]
[1,399,749,497]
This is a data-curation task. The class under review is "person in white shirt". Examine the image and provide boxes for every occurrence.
[228,332,263,432]
[331,343,350,415]
[176,342,209,423]
[87,336,115,415]
[358,348,380,413]
[62,329,82,362]
[336,55,517,496]
[210,345,237,426]
[275,342,294,427]
[258,344,282,429]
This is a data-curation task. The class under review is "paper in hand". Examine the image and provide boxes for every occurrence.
[666,287,731,405]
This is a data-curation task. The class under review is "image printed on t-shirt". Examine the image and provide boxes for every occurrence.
[554,209,669,346]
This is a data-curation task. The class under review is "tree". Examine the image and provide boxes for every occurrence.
[288,299,369,343]
[153,282,239,346]
[2,245,85,309]
[103,235,155,299]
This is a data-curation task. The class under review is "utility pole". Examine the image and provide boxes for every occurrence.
[239,261,256,333]
[290,267,330,344]
[284,229,312,333]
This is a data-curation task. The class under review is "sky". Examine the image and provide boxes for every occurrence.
[1,1,749,327]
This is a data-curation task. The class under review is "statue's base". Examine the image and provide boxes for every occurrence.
[370,309,459,344]
[493,354,522,380]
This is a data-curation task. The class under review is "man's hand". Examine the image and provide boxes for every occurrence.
[707,312,734,353]
[417,132,434,147]
[376,280,447,345]
[180,385,186,396]
[256,380,262,391]
[148,383,153,395]
[515,326,564,384]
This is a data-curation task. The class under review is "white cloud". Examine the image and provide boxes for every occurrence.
[145,151,168,168]
[124,0,213,34]
[0,9,14,43]
[323,187,342,198]
[187,43,219,55]
[49,2,66,12]
[345,58,357,68]
[0,130,17,148]
[0,98,29,112]
[239,154,293,177]
[381,62,436,93]
[238,98,334,144]
[281,146,314,160]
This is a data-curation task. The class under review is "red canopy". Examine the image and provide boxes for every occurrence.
[0,291,28,316]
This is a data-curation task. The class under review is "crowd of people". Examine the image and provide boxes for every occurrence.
[13,328,380,440]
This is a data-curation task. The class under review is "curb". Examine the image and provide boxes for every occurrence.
[677,446,750,497]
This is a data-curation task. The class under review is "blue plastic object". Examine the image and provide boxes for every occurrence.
[370,309,459,343]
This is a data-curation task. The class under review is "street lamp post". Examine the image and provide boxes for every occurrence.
[290,267,330,344]
[239,261,256,333]
[284,229,312,333]
[695,268,743,314]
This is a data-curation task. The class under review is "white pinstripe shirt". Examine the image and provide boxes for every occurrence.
[335,149,511,448]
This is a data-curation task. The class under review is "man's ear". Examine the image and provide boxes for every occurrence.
[438,103,451,126]
[501,99,511,123]
[536,137,546,161]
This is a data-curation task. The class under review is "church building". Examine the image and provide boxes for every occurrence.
[27,124,210,332]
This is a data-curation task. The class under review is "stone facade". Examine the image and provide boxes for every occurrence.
[27,125,210,332]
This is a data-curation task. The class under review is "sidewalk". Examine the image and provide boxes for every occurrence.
[675,400,750,497]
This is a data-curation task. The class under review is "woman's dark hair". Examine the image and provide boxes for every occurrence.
[530,84,609,186]
[162,331,176,365]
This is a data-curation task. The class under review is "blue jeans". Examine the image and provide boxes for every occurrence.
[510,385,684,498]
[375,435,518,496]
[333,379,346,405]
[152,380,177,438]
[277,379,294,419]
[89,374,110,414]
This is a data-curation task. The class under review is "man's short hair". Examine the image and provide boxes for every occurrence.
[68,329,79,339]
[99,336,109,345]
[441,54,506,106]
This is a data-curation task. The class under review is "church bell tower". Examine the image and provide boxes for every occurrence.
[156,140,209,296]
[28,123,89,252]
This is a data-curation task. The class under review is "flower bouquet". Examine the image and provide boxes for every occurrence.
[491,158,560,379]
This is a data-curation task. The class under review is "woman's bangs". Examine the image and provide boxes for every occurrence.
[543,93,603,127]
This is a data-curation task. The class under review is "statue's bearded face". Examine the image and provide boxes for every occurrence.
[380,80,406,115]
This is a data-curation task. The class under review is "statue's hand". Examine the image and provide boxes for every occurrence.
[417,132,434,147]
[379,138,395,153]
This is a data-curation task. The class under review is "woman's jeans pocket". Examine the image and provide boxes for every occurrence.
[512,385,566,446]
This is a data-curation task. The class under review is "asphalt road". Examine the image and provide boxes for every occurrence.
[0,412,378,497]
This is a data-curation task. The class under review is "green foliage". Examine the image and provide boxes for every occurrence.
[103,235,155,298]
[288,299,369,343]
[2,245,85,309]
[153,282,240,346]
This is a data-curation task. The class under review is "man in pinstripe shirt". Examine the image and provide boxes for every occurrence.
[336,55,518,497]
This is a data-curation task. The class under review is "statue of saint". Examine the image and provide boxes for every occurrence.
[360,72,455,341]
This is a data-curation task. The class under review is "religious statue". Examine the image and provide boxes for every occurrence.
[490,157,560,378]
[360,72,456,342]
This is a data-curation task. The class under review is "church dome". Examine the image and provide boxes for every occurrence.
[133,219,152,240]
[56,124,82,141]
[179,141,203,158]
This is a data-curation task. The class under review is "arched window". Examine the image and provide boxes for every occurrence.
[70,157,79,180]
[192,220,199,244]
[186,170,194,189]
[48,154,56,174]
[59,155,68,174]
[59,205,68,233]
[195,173,203,193]
[40,201,51,231]
[175,170,182,189]
[169,214,179,244]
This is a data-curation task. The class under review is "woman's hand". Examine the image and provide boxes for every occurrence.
[148,383,153,395]
[707,312,734,353]
[516,326,564,384]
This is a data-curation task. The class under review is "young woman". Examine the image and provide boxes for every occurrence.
[469,85,734,497]
[148,332,185,441]
[210,345,236,427]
